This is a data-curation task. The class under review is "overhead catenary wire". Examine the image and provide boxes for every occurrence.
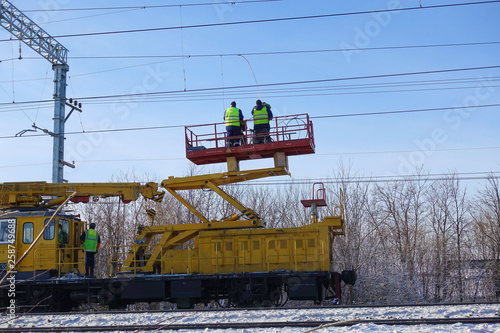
[1,75,498,116]
[1,64,497,108]
[1,73,498,102]
[1,3,497,187]
[239,55,260,100]
[1,1,499,41]
[237,174,500,185]
[0,103,498,140]
[18,0,280,12]
[2,41,499,64]
[0,157,497,185]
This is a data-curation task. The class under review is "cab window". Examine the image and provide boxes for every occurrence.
[23,222,34,244]
[0,219,15,244]
[43,219,55,240]
[58,220,69,244]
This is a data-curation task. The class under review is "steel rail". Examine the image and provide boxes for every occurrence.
[2,317,500,332]
[8,301,500,316]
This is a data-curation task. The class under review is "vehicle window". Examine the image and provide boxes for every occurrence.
[58,220,69,244]
[23,222,34,244]
[0,219,15,244]
[43,219,55,240]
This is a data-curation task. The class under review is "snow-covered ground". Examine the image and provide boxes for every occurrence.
[2,303,500,332]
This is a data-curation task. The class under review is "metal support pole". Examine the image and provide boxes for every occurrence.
[52,64,69,183]
[311,202,318,224]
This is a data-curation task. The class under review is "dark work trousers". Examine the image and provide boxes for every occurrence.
[85,251,96,277]
[253,124,271,144]
[226,126,242,147]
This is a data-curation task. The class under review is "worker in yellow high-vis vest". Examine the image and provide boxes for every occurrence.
[224,101,244,147]
[80,222,101,278]
[251,99,273,144]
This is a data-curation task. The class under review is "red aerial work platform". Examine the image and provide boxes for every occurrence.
[185,113,315,165]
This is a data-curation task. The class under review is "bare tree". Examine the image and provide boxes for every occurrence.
[327,162,381,304]
[472,174,500,300]
[373,168,429,301]
[448,173,470,302]
[426,173,470,302]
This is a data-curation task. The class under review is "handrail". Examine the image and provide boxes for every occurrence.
[186,113,312,150]
[32,245,83,280]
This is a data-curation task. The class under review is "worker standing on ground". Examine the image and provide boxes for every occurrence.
[80,222,101,278]
[251,99,273,144]
[224,101,244,147]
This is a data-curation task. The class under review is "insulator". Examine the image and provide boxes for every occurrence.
[69,98,73,103]
[78,103,82,108]
[74,100,78,106]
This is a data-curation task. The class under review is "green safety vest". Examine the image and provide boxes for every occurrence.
[58,230,67,243]
[225,107,241,127]
[253,106,269,125]
[82,229,99,252]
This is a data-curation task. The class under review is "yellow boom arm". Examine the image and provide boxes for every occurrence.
[0,181,164,209]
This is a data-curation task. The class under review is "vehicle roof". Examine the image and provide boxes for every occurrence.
[0,209,77,219]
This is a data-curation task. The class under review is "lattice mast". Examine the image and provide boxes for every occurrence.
[0,0,69,183]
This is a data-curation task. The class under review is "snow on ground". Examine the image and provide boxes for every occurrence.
[1,303,500,332]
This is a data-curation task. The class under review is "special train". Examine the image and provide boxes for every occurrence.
[0,114,355,311]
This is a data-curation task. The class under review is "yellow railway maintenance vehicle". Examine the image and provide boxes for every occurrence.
[0,182,163,280]
[0,114,355,310]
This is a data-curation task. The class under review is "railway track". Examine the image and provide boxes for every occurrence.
[3,317,500,332]
[8,301,500,317]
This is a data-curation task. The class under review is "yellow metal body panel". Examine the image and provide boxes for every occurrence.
[0,214,85,278]
[118,215,345,276]
[193,217,342,274]
[119,220,262,273]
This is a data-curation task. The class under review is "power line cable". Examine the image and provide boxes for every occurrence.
[248,170,500,182]
[18,0,280,12]
[3,81,498,112]
[54,64,500,101]
[1,103,498,139]
[239,174,500,185]
[2,73,497,97]
[0,64,498,108]
[77,82,500,103]
[67,83,499,105]
[63,41,500,59]
[1,1,498,41]
[2,41,498,63]
[311,103,500,119]
[0,159,497,185]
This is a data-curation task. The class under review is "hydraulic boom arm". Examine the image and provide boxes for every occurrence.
[0,181,164,209]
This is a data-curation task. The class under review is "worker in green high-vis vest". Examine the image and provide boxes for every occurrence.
[224,101,244,147]
[251,99,273,144]
[80,222,101,278]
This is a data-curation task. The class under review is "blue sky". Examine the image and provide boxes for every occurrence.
[0,0,499,187]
